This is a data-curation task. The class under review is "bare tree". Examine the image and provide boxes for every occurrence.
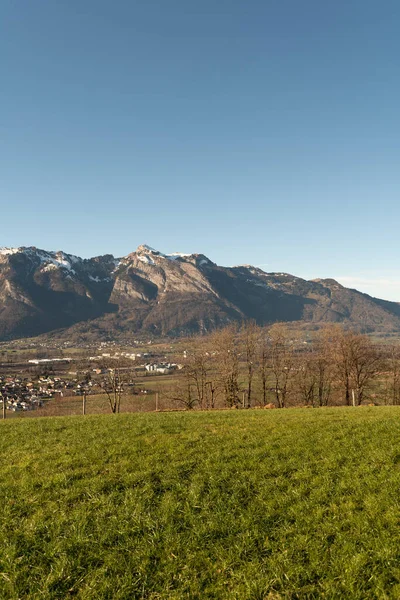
[167,384,198,410]
[312,330,334,407]
[240,321,259,408]
[98,357,135,414]
[328,326,379,405]
[211,324,240,408]
[269,323,295,408]
[183,336,214,409]
[258,328,270,406]
[169,335,219,410]
[164,369,198,410]
[385,345,400,405]
[295,337,333,407]
[102,366,125,413]
[348,334,380,405]
[326,326,353,406]
[205,379,218,409]
[296,349,317,406]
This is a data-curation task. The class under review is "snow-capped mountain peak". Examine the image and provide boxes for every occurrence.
[1,243,400,341]
[0,246,84,276]
[136,244,158,254]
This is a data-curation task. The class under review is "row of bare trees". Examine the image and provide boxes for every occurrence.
[73,323,400,413]
[165,323,396,409]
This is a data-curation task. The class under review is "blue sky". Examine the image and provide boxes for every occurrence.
[1,1,400,299]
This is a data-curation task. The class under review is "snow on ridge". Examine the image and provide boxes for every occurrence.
[232,264,265,275]
[233,264,254,268]
[0,247,20,255]
[55,252,83,270]
[167,252,192,259]
[61,252,81,264]
[0,247,76,272]
[135,244,195,262]
[52,253,73,271]
[41,262,76,275]
[29,248,79,273]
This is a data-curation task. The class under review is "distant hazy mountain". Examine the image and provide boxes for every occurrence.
[1,244,400,341]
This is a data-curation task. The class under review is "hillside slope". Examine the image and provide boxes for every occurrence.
[2,409,400,598]
[1,244,400,340]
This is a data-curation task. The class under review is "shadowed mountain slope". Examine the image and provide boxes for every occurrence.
[1,244,400,340]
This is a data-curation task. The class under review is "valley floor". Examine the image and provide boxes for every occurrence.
[1,408,400,599]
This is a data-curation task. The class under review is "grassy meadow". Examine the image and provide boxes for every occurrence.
[2,408,400,598]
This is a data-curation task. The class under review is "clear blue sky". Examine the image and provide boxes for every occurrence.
[1,1,400,299]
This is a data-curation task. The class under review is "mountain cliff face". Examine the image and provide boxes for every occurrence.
[1,244,400,340]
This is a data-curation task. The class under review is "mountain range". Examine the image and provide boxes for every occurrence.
[1,244,399,342]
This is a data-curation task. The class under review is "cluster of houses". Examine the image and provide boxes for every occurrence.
[0,374,95,412]
[0,376,55,412]
[0,342,184,413]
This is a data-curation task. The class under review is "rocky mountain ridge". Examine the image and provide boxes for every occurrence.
[1,244,400,341]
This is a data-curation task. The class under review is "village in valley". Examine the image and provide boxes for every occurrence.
[0,340,183,415]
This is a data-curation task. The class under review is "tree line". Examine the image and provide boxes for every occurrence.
[165,323,399,409]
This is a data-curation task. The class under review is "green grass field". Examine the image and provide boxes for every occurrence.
[2,408,400,599]
[22,392,158,418]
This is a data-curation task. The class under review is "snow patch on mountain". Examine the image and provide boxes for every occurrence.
[42,264,58,272]
[137,254,155,265]
[111,259,122,272]
[41,262,77,275]
[167,252,192,260]
[0,246,82,273]
[0,247,20,256]
[35,250,77,272]
[135,244,194,262]
[89,275,111,283]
